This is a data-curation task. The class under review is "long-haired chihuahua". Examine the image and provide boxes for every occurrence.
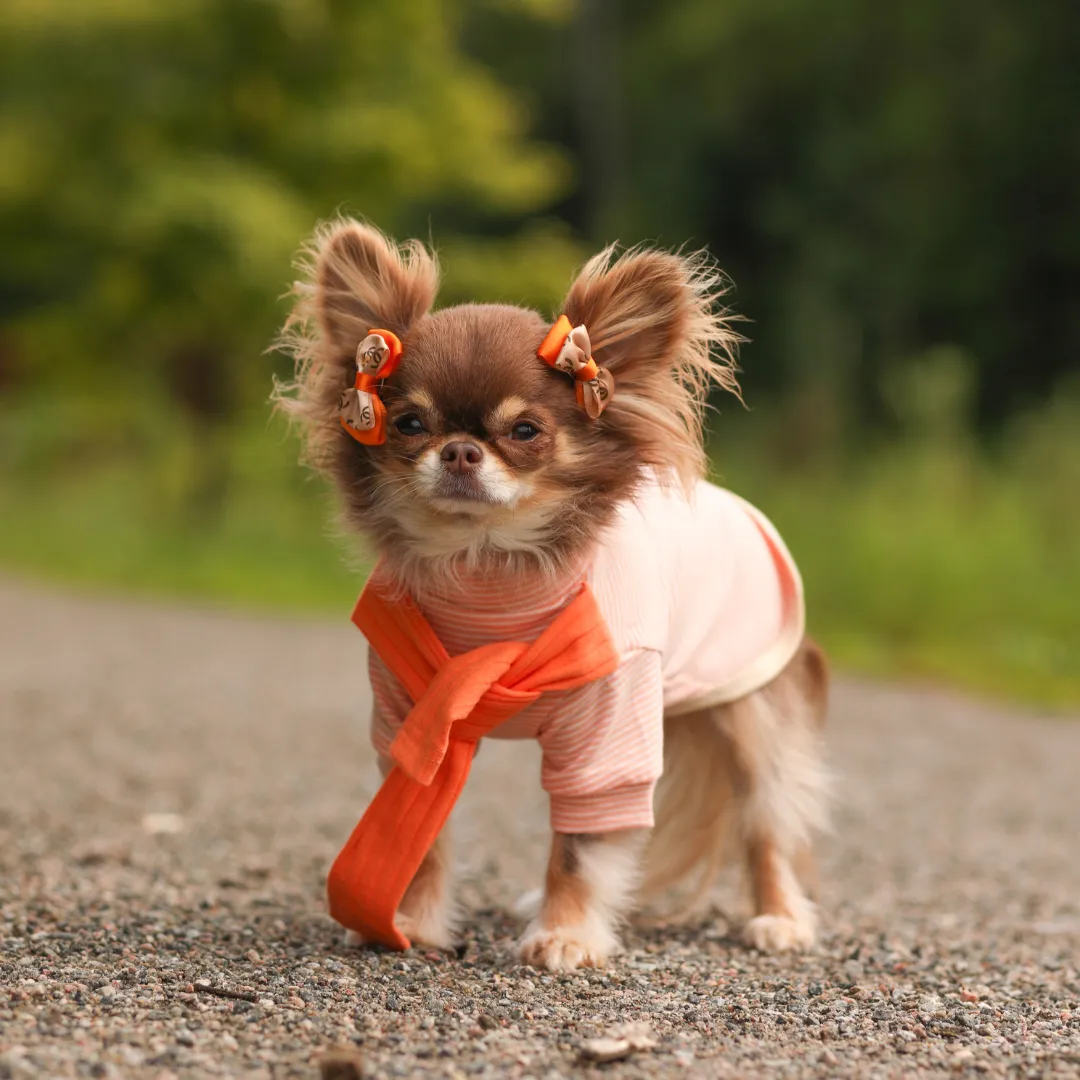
[275,219,829,972]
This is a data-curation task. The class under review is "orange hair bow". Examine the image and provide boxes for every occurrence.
[537,315,614,419]
[338,329,404,445]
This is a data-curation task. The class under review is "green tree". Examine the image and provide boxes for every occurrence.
[621,0,1080,434]
[469,0,1080,442]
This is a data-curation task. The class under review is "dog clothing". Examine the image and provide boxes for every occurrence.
[327,580,619,948]
[369,475,804,828]
[332,475,804,947]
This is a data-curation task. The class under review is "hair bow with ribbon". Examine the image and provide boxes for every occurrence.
[338,329,404,445]
[537,315,614,419]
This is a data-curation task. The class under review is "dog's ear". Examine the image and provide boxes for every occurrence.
[561,246,741,484]
[563,246,737,393]
[274,220,438,465]
[313,219,439,353]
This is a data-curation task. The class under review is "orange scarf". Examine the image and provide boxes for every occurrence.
[327,575,619,949]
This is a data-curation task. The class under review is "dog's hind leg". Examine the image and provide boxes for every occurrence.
[727,639,830,952]
[642,638,830,951]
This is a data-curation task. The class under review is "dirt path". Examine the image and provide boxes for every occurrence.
[2,577,1078,1079]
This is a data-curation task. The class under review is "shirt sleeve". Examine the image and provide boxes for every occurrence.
[367,650,413,761]
[537,648,665,834]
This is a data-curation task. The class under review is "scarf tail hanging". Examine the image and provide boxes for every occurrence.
[327,738,476,949]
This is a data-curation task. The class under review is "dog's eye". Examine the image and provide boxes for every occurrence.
[510,421,540,441]
[393,413,426,436]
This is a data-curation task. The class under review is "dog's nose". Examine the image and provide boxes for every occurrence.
[440,440,484,474]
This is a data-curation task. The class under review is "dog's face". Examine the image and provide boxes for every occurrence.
[382,308,564,519]
[358,304,638,571]
[278,221,739,586]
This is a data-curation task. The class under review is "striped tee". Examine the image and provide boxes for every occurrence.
[368,475,804,834]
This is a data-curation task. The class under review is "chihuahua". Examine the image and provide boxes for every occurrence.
[275,219,829,971]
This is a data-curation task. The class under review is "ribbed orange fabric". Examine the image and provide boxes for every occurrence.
[326,575,619,949]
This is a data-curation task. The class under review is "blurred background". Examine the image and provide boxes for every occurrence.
[0,0,1076,707]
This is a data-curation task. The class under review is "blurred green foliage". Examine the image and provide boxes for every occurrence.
[3,383,1077,707]
[0,0,580,488]
[470,0,1080,435]
[711,375,1080,709]
[1,0,1077,706]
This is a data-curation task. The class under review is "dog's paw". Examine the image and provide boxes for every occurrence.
[395,907,456,951]
[743,912,815,953]
[517,920,617,972]
[340,907,457,952]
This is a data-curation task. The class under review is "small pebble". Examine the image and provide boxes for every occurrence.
[140,812,186,835]
[579,1037,635,1064]
[319,1046,365,1080]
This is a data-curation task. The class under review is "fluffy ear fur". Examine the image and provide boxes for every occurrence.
[274,218,439,466]
[313,219,439,351]
[562,245,741,486]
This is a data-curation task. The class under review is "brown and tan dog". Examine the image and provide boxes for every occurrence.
[275,219,830,971]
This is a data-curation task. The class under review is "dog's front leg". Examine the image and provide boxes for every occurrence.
[342,829,457,950]
[517,830,644,972]
[395,828,457,948]
[343,754,459,951]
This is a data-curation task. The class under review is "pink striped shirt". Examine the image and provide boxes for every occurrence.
[368,476,804,834]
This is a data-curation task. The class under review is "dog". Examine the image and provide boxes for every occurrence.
[275,218,830,972]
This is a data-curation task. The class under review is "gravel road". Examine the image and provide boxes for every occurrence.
[2,577,1079,1079]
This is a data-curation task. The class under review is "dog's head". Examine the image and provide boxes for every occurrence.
[277,220,739,588]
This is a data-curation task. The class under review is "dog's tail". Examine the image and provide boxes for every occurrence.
[639,639,830,919]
